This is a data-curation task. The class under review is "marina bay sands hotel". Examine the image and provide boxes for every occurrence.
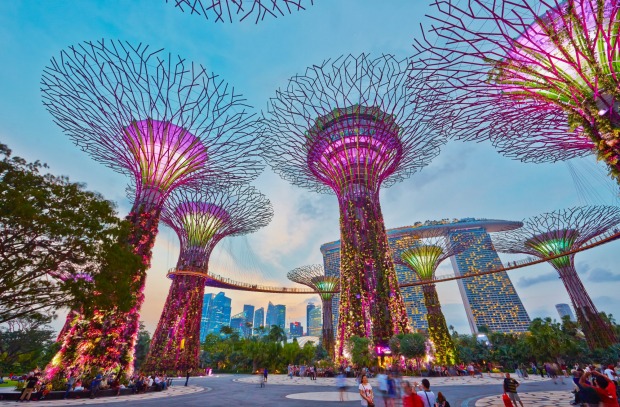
[320,218,531,334]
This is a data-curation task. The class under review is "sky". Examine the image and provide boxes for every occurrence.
[1,0,619,336]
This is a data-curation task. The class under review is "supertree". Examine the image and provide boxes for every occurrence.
[492,206,620,349]
[142,184,272,373]
[167,0,313,24]
[42,39,262,377]
[397,233,472,366]
[287,265,339,360]
[411,0,620,184]
[261,54,447,358]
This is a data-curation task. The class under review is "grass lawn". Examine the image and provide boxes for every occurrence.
[0,380,18,388]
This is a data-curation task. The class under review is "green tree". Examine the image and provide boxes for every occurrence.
[348,336,374,368]
[399,333,426,373]
[133,322,151,371]
[0,143,139,323]
[267,325,287,343]
[0,314,56,373]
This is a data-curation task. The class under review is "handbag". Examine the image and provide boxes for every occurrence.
[367,402,375,407]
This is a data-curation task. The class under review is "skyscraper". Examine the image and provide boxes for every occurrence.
[243,304,255,337]
[308,306,322,337]
[230,311,245,335]
[254,307,265,335]
[290,322,303,338]
[556,303,576,322]
[266,302,286,331]
[200,293,214,342]
[202,291,232,336]
[306,303,316,335]
[321,218,531,335]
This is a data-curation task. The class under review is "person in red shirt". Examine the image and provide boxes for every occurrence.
[402,381,424,407]
[579,370,618,407]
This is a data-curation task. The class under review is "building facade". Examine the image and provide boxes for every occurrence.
[308,305,322,337]
[290,322,303,338]
[230,311,245,335]
[320,218,531,335]
[266,302,286,331]
[254,307,265,335]
[306,303,316,336]
[556,303,576,322]
[242,304,255,337]
[199,293,214,342]
[200,291,232,337]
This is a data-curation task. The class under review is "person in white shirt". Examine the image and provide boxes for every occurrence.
[358,374,374,406]
[414,379,436,407]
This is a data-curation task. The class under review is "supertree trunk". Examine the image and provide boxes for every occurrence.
[336,188,409,358]
[142,274,206,373]
[422,284,457,366]
[554,258,617,349]
[321,297,335,361]
[47,200,160,378]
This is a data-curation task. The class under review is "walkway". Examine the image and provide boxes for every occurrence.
[475,390,572,407]
[0,385,205,405]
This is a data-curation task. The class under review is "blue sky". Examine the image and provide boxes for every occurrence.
[1,0,619,335]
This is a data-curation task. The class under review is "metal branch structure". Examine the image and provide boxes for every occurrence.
[411,0,620,184]
[492,206,620,349]
[143,184,272,373]
[166,0,313,24]
[42,39,262,377]
[262,53,447,359]
[287,265,339,359]
[398,233,471,365]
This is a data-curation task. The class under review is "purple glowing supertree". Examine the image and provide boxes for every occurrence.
[397,233,472,366]
[167,0,313,23]
[142,184,272,373]
[287,265,339,360]
[411,0,620,184]
[42,39,262,377]
[261,54,447,359]
[492,206,620,349]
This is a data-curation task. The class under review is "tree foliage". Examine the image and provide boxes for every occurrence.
[0,143,140,322]
[133,322,151,371]
[0,314,57,373]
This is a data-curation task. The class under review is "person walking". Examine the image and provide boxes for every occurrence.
[359,374,374,407]
[263,367,268,383]
[336,372,348,402]
[63,373,76,399]
[414,379,436,407]
[503,373,524,407]
[89,373,102,399]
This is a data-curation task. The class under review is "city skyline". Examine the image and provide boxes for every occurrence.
[1,0,619,338]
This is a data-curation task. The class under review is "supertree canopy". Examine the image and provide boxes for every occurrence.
[42,39,262,377]
[411,0,620,184]
[287,265,339,360]
[167,0,313,24]
[262,54,447,358]
[492,205,620,349]
[142,184,272,373]
[398,233,471,366]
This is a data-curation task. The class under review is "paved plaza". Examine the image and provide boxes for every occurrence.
[0,374,573,406]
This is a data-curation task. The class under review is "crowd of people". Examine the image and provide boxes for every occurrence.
[9,369,173,402]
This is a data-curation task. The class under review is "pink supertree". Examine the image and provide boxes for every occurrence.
[411,0,620,184]
[492,206,620,349]
[166,0,313,23]
[42,39,262,377]
[142,184,272,373]
[261,54,447,359]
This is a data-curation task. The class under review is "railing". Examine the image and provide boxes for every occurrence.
[166,228,620,294]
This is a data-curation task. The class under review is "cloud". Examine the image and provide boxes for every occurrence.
[517,272,558,288]
[586,267,620,282]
